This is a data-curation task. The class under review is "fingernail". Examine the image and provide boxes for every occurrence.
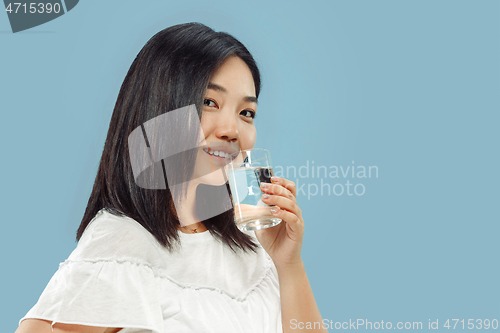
[270,207,278,213]
[262,194,270,199]
[261,183,270,188]
[271,177,279,183]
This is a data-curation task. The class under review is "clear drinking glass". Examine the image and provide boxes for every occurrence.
[225,148,282,231]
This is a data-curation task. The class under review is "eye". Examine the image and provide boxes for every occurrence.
[203,99,218,108]
[240,110,256,119]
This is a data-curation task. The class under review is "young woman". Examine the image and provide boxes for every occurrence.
[16,22,327,333]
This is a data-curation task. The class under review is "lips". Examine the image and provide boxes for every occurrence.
[203,148,235,164]
[201,144,239,165]
[203,148,232,159]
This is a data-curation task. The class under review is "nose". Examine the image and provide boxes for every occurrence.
[214,113,239,142]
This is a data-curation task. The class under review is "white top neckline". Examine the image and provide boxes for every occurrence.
[20,208,282,333]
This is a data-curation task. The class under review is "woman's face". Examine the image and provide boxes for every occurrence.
[192,55,258,185]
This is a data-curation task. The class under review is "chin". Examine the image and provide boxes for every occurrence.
[194,169,227,187]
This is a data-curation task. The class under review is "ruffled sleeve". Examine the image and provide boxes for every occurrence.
[19,210,168,333]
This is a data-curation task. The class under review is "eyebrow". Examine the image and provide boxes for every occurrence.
[207,82,258,104]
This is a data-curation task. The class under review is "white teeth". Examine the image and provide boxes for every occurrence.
[205,149,229,158]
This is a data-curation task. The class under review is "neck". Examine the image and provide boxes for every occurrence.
[174,180,207,233]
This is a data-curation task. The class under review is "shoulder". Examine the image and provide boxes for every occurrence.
[19,211,167,332]
[69,209,165,268]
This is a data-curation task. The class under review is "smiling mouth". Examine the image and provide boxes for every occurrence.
[203,148,234,161]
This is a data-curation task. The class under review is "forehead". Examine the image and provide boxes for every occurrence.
[209,56,256,97]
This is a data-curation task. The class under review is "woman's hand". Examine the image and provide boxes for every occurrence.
[255,176,304,269]
[255,177,327,333]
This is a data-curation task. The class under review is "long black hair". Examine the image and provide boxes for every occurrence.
[76,23,261,253]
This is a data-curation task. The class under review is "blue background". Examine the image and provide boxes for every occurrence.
[2,1,499,331]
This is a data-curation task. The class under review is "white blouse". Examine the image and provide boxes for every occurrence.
[19,209,282,332]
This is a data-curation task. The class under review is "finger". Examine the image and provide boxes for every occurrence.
[260,182,294,200]
[269,206,304,235]
[271,177,297,198]
[262,193,301,217]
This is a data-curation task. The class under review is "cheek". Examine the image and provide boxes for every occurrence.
[241,126,257,149]
[199,115,212,139]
